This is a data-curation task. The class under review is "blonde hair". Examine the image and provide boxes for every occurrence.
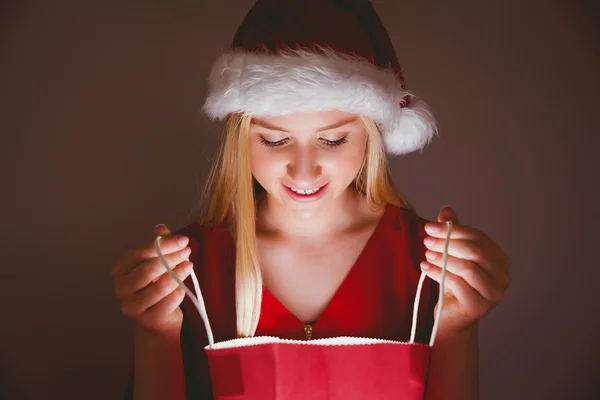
[196,113,414,337]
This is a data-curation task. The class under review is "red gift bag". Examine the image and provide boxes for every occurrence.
[156,221,452,399]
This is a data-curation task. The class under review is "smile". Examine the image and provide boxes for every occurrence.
[289,186,322,195]
[284,183,328,202]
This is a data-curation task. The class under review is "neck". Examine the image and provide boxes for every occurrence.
[256,188,363,239]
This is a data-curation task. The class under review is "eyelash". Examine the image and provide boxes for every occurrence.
[259,137,348,148]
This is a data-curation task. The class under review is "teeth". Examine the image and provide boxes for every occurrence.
[291,187,321,195]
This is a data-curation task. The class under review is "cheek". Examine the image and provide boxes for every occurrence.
[325,141,366,179]
[249,143,281,183]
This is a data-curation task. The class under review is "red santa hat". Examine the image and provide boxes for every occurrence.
[202,0,437,155]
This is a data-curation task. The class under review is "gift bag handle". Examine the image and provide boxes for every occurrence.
[155,220,452,349]
[154,237,215,348]
[409,221,453,346]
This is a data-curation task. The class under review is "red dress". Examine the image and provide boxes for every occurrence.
[125,204,438,399]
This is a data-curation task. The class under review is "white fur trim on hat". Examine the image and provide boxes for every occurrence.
[202,47,438,155]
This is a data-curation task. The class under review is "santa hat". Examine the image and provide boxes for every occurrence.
[202,0,437,155]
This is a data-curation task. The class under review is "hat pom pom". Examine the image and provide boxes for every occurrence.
[383,98,438,155]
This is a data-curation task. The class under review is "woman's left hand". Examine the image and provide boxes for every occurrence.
[421,205,511,337]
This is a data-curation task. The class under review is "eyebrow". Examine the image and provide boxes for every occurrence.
[251,116,358,133]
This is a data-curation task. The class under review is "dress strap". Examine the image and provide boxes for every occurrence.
[154,237,215,348]
[409,221,453,346]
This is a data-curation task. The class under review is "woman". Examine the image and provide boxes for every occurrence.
[111,1,511,398]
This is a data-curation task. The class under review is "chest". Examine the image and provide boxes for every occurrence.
[257,229,375,325]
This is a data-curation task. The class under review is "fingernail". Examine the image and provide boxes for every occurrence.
[178,236,189,246]
[426,250,437,260]
[424,237,436,247]
[425,223,440,233]
[154,223,166,230]
[180,247,191,259]
[420,261,430,270]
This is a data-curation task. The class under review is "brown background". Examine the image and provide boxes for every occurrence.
[1,0,599,399]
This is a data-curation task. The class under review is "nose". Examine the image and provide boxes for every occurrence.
[286,145,322,186]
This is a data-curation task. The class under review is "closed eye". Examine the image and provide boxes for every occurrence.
[260,137,288,147]
[259,137,348,148]
[322,137,348,147]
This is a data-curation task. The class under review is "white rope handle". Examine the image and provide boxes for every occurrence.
[409,221,453,346]
[154,236,215,348]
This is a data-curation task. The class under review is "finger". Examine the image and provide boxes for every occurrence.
[424,251,501,301]
[420,261,489,318]
[138,286,187,330]
[424,223,509,268]
[153,224,171,239]
[111,233,189,277]
[110,223,179,278]
[423,237,497,277]
[121,261,193,318]
[424,222,483,241]
[114,247,192,299]
[437,205,459,225]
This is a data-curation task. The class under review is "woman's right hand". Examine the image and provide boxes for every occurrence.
[111,224,194,337]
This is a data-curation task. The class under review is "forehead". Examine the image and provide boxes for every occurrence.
[250,110,360,133]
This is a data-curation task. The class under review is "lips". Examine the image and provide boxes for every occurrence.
[284,183,328,202]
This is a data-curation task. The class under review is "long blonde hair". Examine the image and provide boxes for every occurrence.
[196,113,414,337]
